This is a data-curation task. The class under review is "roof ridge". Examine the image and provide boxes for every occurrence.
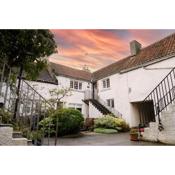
[140,32,175,50]
[93,32,175,74]
[50,61,92,74]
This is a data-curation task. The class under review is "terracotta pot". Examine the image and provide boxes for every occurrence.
[130,133,138,141]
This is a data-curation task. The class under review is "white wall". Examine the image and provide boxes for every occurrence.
[27,76,92,117]
[89,101,103,118]
[97,57,175,127]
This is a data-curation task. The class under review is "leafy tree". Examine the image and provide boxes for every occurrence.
[49,87,72,109]
[0,30,57,119]
[0,30,57,79]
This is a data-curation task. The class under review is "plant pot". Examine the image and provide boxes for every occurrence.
[130,133,138,141]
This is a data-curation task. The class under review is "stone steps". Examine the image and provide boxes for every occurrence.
[0,124,30,146]
[141,103,175,144]
[12,131,23,138]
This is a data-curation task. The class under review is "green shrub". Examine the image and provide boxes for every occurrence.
[94,115,129,132]
[0,108,12,124]
[53,108,84,136]
[39,117,55,136]
[94,128,118,134]
[40,108,84,136]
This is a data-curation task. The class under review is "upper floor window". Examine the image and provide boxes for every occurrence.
[70,80,82,90]
[102,78,110,88]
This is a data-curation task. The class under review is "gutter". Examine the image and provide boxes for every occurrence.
[119,53,175,74]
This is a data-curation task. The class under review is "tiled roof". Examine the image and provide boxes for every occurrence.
[50,62,92,82]
[93,33,175,80]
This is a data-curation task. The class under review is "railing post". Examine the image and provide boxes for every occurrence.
[4,68,11,108]
[13,65,23,120]
[0,63,6,96]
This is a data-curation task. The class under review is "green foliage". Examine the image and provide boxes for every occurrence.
[0,108,12,124]
[0,30,57,79]
[39,108,84,137]
[39,117,55,136]
[49,88,72,108]
[94,115,129,132]
[45,108,84,136]
[130,128,138,134]
[94,128,118,134]
[30,130,44,141]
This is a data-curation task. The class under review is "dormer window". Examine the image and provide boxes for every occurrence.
[102,78,110,88]
[70,80,82,90]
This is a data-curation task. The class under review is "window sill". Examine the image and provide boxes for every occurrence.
[70,89,84,93]
[100,88,111,92]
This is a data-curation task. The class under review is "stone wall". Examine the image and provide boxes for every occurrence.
[0,125,28,146]
[142,103,175,145]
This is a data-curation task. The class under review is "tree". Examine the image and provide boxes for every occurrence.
[0,30,57,79]
[49,88,72,109]
[0,30,57,119]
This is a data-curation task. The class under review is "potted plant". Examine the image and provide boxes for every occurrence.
[31,130,43,146]
[130,127,139,141]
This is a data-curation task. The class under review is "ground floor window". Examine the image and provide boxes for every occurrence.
[107,99,114,108]
[68,103,82,112]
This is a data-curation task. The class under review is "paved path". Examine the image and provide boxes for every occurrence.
[43,132,165,146]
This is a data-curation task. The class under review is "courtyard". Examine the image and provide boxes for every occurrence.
[43,132,165,146]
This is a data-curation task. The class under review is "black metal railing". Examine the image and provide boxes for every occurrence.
[142,67,175,130]
[0,60,55,145]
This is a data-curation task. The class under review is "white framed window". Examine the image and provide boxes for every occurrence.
[102,78,110,88]
[70,80,83,90]
[107,99,114,108]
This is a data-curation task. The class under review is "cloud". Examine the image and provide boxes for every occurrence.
[50,29,175,71]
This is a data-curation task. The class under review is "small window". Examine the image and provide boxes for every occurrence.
[70,80,83,90]
[102,78,110,89]
[107,99,114,108]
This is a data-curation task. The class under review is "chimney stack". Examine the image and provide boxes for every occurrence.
[130,40,142,56]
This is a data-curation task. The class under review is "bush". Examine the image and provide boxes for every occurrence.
[0,108,12,124]
[94,115,129,132]
[39,117,55,136]
[39,108,84,136]
[94,128,118,134]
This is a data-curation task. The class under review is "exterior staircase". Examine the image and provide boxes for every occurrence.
[140,67,175,144]
[0,60,53,145]
[84,99,112,115]
[84,90,122,117]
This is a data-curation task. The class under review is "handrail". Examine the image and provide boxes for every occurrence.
[143,67,175,129]
[95,95,122,118]
[23,79,53,108]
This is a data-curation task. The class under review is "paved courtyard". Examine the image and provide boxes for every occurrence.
[43,132,165,146]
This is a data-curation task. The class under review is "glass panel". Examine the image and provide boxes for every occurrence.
[74,81,78,89]
[111,99,114,108]
[70,80,73,88]
[103,80,106,88]
[107,78,110,88]
[79,82,82,90]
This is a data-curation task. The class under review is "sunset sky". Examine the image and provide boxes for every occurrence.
[49,29,175,71]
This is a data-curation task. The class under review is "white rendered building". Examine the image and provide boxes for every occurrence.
[27,33,175,131]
